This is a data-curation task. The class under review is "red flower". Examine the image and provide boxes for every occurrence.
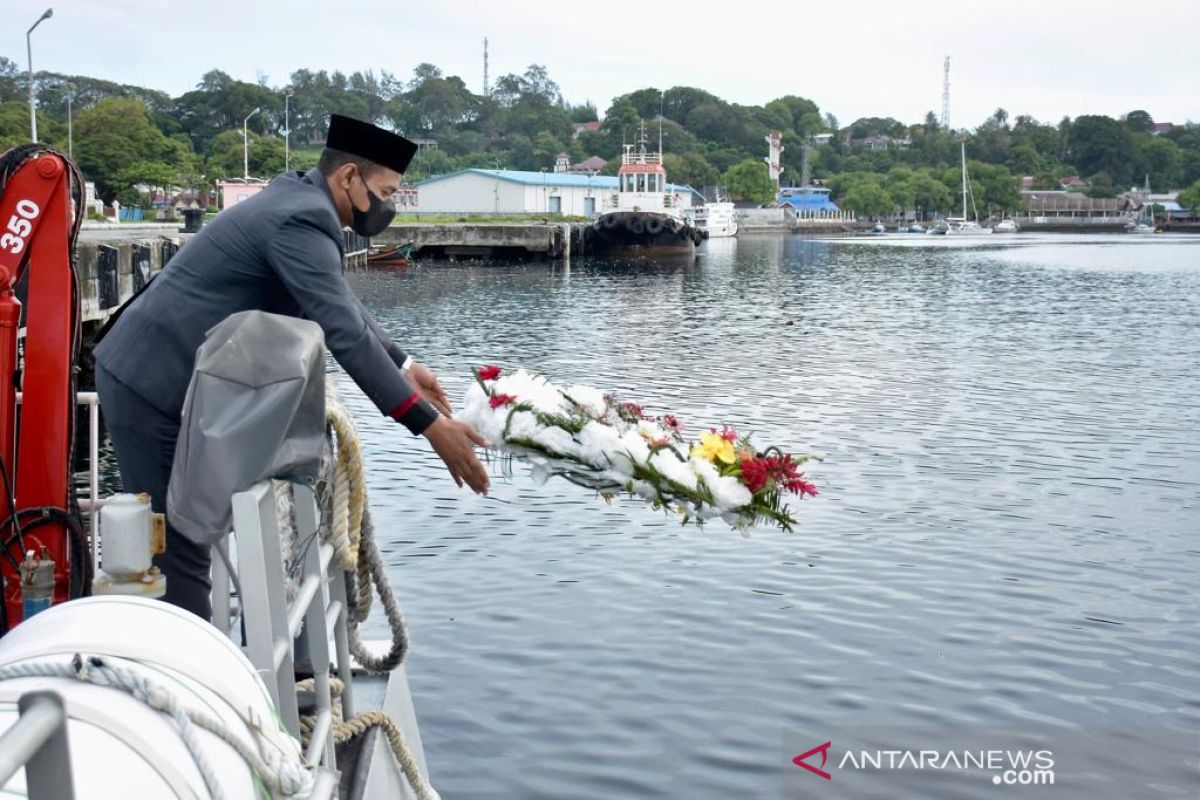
[713,426,738,443]
[739,452,817,497]
[478,365,502,381]
[489,393,516,409]
[617,401,645,422]
[661,414,681,433]
[787,477,819,497]
[740,456,770,493]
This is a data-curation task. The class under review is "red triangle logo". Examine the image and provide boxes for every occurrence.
[793,741,832,780]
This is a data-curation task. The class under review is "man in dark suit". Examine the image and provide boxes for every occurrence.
[95,114,489,619]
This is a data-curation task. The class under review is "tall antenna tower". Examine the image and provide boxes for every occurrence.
[482,37,490,97]
[940,56,951,131]
[658,91,664,155]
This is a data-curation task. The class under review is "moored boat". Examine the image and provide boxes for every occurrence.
[944,142,993,236]
[368,240,415,268]
[693,189,738,238]
[944,217,992,236]
[585,123,704,258]
[1127,202,1157,234]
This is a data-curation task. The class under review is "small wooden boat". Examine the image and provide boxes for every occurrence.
[368,241,415,268]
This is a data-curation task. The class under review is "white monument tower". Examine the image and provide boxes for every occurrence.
[764,132,785,191]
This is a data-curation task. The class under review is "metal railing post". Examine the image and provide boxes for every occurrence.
[231,481,299,734]
[0,692,74,800]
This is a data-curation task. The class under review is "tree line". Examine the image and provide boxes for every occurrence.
[2,56,1198,213]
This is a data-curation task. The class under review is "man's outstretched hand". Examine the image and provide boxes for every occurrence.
[423,416,490,494]
[407,361,453,417]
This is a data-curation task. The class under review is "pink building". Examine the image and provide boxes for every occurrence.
[217,178,269,209]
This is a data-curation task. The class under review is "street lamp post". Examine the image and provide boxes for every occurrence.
[65,82,74,159]
[27,8,54,142]
[283,88,294,172]
[243,107,261,179]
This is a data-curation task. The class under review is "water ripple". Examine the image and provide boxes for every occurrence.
[335,234,1200,798]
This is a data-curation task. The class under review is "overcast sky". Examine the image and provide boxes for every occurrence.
[10,0,1197,129]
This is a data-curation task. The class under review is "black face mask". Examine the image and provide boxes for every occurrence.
[347,175,396,237]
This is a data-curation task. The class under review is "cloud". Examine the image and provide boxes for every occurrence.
[9,0,1198,125]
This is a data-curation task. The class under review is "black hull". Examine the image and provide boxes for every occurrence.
[584,212,705,258]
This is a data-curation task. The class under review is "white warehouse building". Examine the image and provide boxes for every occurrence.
[412,169,702,217]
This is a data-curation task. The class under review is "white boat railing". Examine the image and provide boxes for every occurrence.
[17,391,428,798]
[212,480,347,796]
[621,152,662,165]
[24,389,351,796]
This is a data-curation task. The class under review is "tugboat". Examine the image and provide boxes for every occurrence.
[585,122,705,258]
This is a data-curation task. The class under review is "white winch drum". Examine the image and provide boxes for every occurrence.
[0,596,300,798]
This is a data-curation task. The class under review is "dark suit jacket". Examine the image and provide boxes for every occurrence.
[95,169,438,434]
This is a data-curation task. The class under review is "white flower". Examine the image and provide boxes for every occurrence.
[636,419,670,443]
[616,430,651,471]
[709,474,752,510]
[630,480,658,501]
[493,369,566,415]
[564,384,607,418]
[690,456,720,488]
[689,456,751,510]
[505,410,541,442]
[533,425,578,457]
[461,364,804,531]
[650,450,698,491]
[460,383,505,444]
[599,468,630,486]
[578,421,624,470]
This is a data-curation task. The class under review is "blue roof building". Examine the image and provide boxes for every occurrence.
[777,186,841,213]
[413,169,703,217]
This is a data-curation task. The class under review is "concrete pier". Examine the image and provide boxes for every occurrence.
[73,226,370,328]
[75,235,184,326]
[374,222,585,260]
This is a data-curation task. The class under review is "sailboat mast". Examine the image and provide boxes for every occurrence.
[961,141,968,219]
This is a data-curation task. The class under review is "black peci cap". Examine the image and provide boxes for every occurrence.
[325,114,418,174]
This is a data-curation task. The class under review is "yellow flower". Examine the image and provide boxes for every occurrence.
[692,431,736,465]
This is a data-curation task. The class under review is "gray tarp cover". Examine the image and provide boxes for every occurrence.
[168,311,326,544]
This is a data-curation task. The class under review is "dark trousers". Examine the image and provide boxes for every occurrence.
[95,364,212,620]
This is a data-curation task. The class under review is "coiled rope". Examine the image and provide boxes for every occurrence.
[0,388,434,799]
[0,653,313,800]
[321,388,409,672]
[296,676,438,800]
[276,385,431,798]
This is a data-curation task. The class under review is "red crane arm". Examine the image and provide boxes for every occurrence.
[0,149,82,627]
